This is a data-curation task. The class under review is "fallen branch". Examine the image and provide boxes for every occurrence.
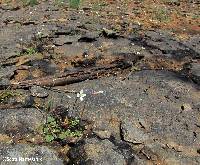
[9,60,132,89]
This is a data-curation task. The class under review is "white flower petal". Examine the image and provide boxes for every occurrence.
[77,89,86,100]
[82,93,87,97]
[80,97,84,101]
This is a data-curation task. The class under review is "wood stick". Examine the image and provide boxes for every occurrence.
[9,60,132,89]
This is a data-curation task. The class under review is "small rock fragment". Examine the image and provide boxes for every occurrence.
[30,86,49,98]
[0,78,10,89]
[121,120,149,144]
[53,35,81,45]
[93,130,111,139]
[102,28,119,38]
[78,32,99,42]
[0,66,16,79]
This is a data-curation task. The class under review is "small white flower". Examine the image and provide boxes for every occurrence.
[37,31,42,36]
[77,89,86,101]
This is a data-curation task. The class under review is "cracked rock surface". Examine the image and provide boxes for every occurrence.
[0,0,200,164]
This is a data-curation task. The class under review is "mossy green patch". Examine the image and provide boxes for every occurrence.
[0,90,21,103]
[153,7,170,23]
[21,0,38,6]
[69,0,81,9]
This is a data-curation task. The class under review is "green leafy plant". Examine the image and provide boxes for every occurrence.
[69,0,81,9]
[153,7,170,22]
[54,0,67,7]
[92,1,107,11]
[0,90,20,103]
[43,115,83,143]
[21,0,38,6]
[192,14,200,20]
[17,47,38,57]
[25,47,37,55]
[131,66,141,72]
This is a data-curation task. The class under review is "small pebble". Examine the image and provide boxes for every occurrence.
[30,86,49,98]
